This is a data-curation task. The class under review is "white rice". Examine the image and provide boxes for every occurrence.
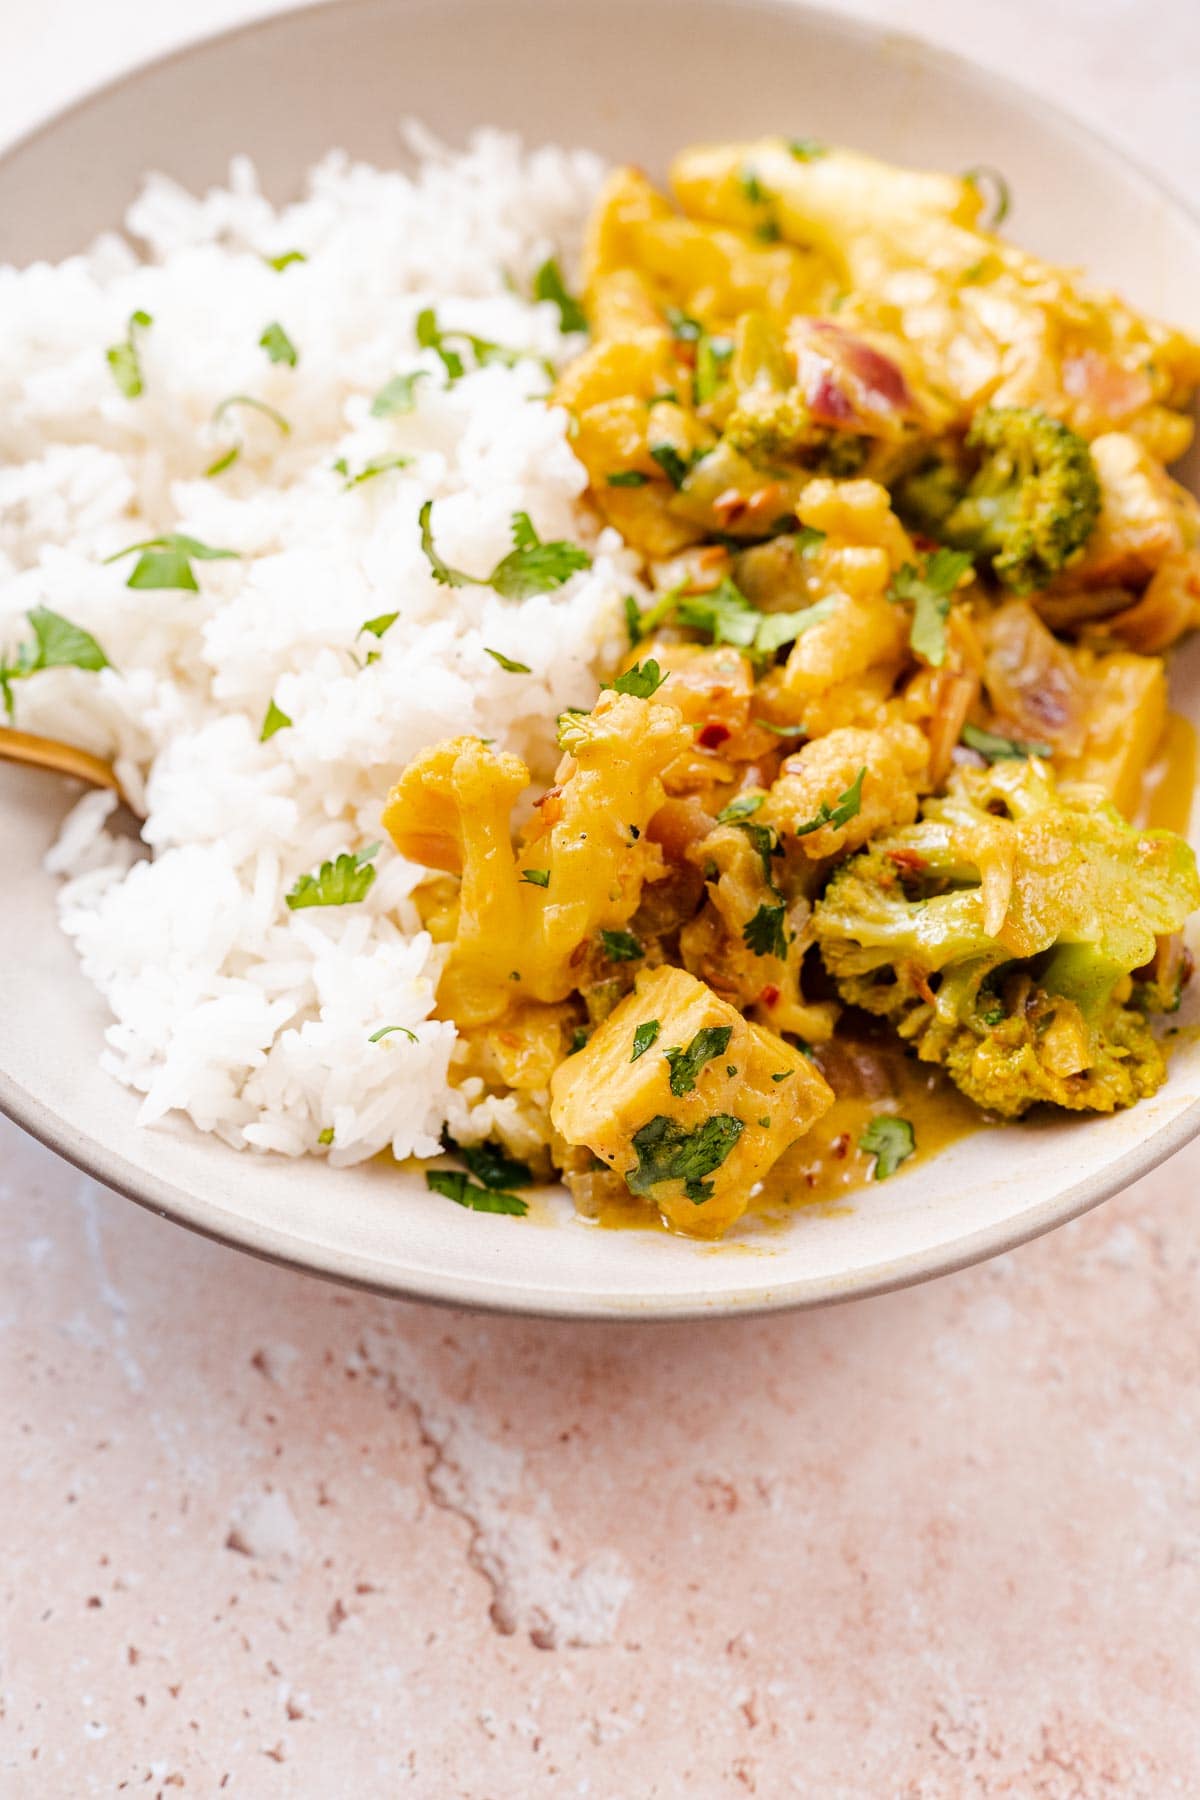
[0,129,640,1164]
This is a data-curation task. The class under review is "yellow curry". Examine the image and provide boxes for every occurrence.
[385,138,1200,1237]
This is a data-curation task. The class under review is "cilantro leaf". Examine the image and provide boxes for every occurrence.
[484,647,531,673]
[425,1169,528,1215]
[260,698,292,741]
[490,511,591,600]
[743,902,788,959]
[693,333,734,405]
[317,1126,335,1146]
[206,445,240,477]
[649,443,696,489]
[962,164,1011,229]
[450,1138,534,1190]
[716,793,764,824]
[754,718,805,737]
[368,1024,418,1044]
[739,165,768,205]
[285,843,380,911]
[793,766,866,838]
[889,549,973,667]
[419,499,476,588]
[608,659,665,699]
[674,577,835,660]
[1,606,112,716]
[788,137,828,161]
[607,470,650,488]
[520,867,550,887]
[961,722,1051,762]
[265,249,306,271]
[415,306,538,383]
[735,820,783,885]
[105,533,238,592]
[370,370,429,417]
[416,307,465,381]
[359,612,399,639]
[533,257,587,334]
[339,453,411,489]
[213,393,291,437]
[626,1113,744,1206]
[662,1025,734,1097]
[752,597,838,656]
[631,1019,661,1062]
[859,1115,916,1180]
[259,320,298,366]
[105,309,152,398]
[599,929,643,963]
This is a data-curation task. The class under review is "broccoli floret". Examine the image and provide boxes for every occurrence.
[811,759,1199,1117]
[897,405,1101,593]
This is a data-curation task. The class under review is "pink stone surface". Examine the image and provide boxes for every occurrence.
[4,1113,1200,1797]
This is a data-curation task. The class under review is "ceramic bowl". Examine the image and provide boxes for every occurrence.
[3,0,1199,1316]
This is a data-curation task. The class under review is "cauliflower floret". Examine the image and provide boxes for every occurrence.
[763,722,930,859]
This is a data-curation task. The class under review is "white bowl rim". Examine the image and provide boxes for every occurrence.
[3,0,1199,1319]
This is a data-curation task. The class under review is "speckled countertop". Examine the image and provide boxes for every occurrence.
[4,3,1200,1795]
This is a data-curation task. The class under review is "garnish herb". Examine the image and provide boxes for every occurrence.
[0,607,111,717]
[265,249,306,271]
[793,526,826,554]
[520,868,551,887]
[419,502,590,598]
[425,1169,528,1215]
[368,1024,419,1043]
[206,446,240,477]
[317,1126,335,1146]
[260,699,292,741]
[665,308,703,344]
[889,549,973,667]
[285,842,381,910]
[962,164,1011,229]
[359,612,399,639]
[104,533,238,592]
[105,309,153,399]
[663,1025,734,1097]
[370,370,429,417]
[755,718,805,737]
[787,137,828,161]
[608,658,665,700]
[736,819,783,886]
[793,766,866,837]
[649,443,696,489]
[716,793,765,824]
[599,928,643,963]
[485,647,531,673]
[771,1070,792,1083]
[415,306,540,383]
[693,333,734,405]
[338,453,412,488]
[859,1114,916,1180]
[532,257,587,334]
[739,165,768,205]
[568,1026,590,1055]
[624,594,645,647]
[208,394,290,475]
[743,902,789,959]
[607,470,650,487]
[445,1137,535,1191]
[259,320,298,366]
[626,1113,745,1206]
[961,722,1051,762]
[631,1019,661,1062]
[674,576,835,661]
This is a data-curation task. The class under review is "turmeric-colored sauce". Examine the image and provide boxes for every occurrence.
[1141,711,1197,836]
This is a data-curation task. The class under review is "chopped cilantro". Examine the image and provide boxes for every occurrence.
[649,443,696,489]
[663,1025,734,1097]
[213,393,291,437]
[736,820,783,886]
[889,548,974,668]
[359,612,399,639]
[755,718,805,737]
[416,307,465,381]
[206,445,240,477]
[674,576,835,661]
[607,470,650,487]
[568,1026,590,1055]
[368,1024,418,1044]
[599,928,643,963]
[623,594,645,646]
[961,722,1051,762]
[419,502,589,598]
[370,370,429,417]
[533,257,587,334]
[105,309,152,398]
[608,658,665,699]
[441,1135,534,1190]
[285,842,380,911]
[716,793,765,824]
[739,165,768,204]
[317,1126,334,1146]
[104,532,237,592]
[260,698,292,741]
[743,902,789,959]
[0,606,111,716]
[787,137,828,161]
[626,1113,744,1206]
[415,306,538,383]
[793,767,866,837]
[484,647,531,673]
[631,1019,661,1062]
[693,333,734,405]
[265,249,306,271]
[859,1115,916,1180]
[771,1070,792,1083]
[259,320,298,367]
[425,1169,528,1215]
[339,453,412,488]
[520,867,550,887]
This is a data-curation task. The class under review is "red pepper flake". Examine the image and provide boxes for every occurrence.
[831,1133,850,1159]
[712,488,748,524]
[887,848,928,873]
[569,938,589,968]
[698,720,731,749]
[758,984,781,1007]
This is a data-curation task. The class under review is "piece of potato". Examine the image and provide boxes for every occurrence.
[549,965,833,1236]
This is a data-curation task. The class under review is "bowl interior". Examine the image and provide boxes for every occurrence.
[2,0,1199,1316]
